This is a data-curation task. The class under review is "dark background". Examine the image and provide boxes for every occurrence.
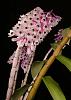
[0,0,71,100]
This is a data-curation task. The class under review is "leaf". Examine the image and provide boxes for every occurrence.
[11,84,29,100]
[31,61,45,78]
[56,55,71,71]
[42,76,66,100]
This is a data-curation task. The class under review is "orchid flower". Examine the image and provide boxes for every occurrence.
[8,7,61,73]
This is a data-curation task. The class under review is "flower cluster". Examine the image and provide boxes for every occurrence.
[8,7,61,73]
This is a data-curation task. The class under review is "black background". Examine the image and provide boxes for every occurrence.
[0,0,71,100]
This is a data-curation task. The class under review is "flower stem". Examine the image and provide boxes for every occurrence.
[26,30,71,100]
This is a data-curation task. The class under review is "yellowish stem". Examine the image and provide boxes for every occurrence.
[26,30,71,100]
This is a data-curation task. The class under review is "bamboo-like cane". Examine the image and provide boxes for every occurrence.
[6,46,21,100]
[23,47,53,100]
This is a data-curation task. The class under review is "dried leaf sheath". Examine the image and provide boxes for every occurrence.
[20,52,35,100]
[12,55,21,94]
[21,52,35,87]
[6,46,21,100]
[6,7,61,100]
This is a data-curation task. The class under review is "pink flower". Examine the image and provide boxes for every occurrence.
[8,7,61,73]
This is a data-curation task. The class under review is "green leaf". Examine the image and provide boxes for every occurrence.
[56,55,71,71]
[31,61,45,78]
[42,76,66,100]
[11,84,29,100]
